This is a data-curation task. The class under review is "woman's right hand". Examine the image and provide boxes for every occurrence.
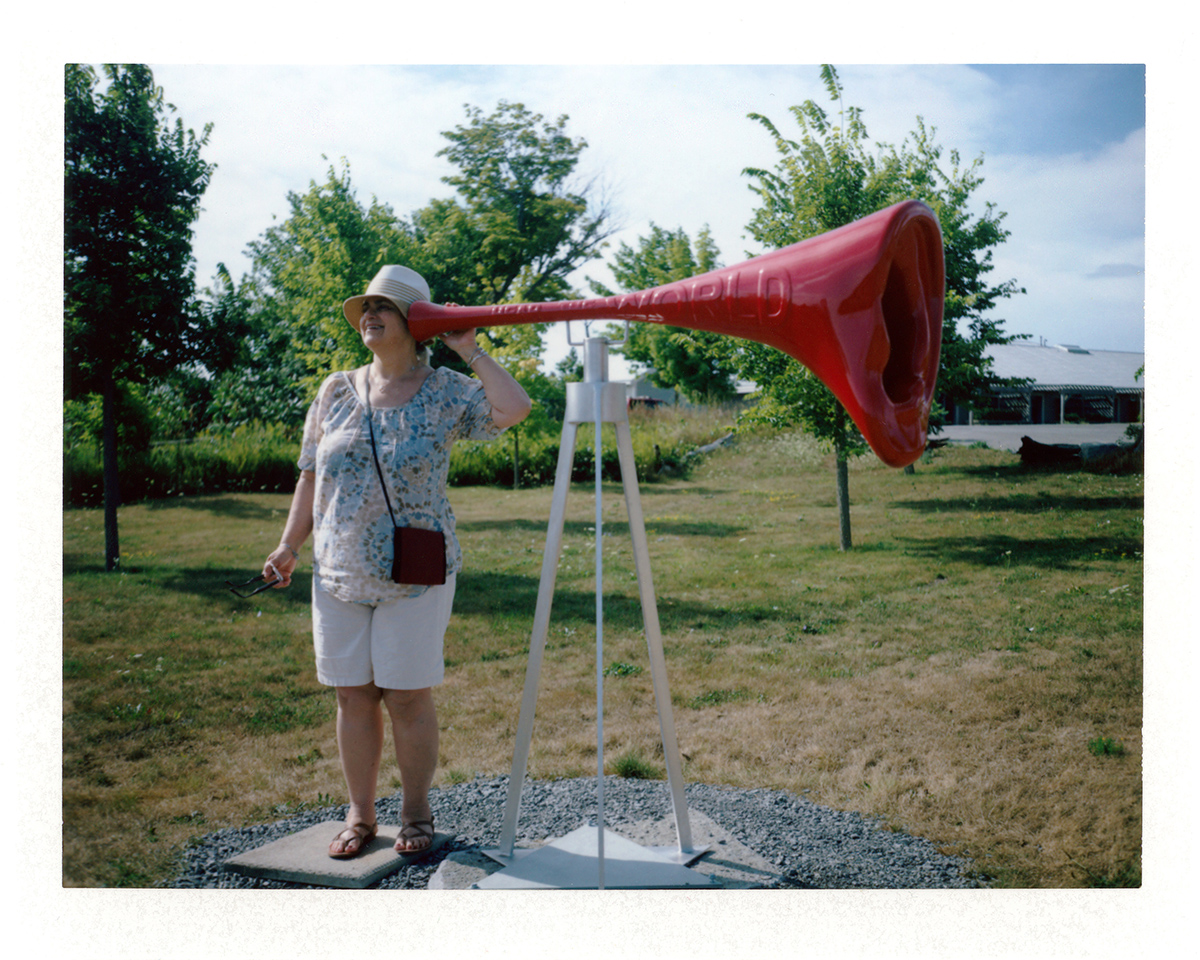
[263,544,299,588]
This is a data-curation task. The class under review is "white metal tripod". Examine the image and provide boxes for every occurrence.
[477,329,711,889]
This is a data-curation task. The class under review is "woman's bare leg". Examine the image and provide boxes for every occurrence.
[329,683,384,854]
[382,687,438,851]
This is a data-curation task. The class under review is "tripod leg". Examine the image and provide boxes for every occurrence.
[494,419,579,858]
[613,420,697,856]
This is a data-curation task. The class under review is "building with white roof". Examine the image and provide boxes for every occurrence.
[968,341,1144,425]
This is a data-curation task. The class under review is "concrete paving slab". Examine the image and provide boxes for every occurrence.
[428,810,779,890]
[618,809,781,889]
[223,821,448,889]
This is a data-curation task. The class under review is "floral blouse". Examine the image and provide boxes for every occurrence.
[298,366,504,603]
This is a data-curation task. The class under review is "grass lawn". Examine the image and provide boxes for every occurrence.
[62,430,1143,887]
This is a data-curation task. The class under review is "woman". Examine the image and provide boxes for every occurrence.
[262,265,532,858]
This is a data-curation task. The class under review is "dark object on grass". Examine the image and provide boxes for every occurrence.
[1019,433,1143,474]
[1019,436,1082,468]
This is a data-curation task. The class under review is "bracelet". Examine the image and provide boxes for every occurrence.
[280,542,299,559]
[465,347,487,368]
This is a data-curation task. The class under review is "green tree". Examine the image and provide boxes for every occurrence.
[241,161,420,400]
[241,103,615,392]
[731,65,1023,549]
[233,103,614,484]
[433,100,613,305]
[232,162,544,430]
[589,224,739,403]
[419,99,613,371]
[418,101,616,482]
[65,63,217,569]
[200,262,307,432]
[894,117,1027,427]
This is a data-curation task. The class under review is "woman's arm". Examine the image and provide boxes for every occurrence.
[262,469,316,588]
[442,329,533,429]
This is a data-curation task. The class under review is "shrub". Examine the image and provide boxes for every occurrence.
[609,749,662,780]
[448,405,734,488]
[64,421,301,507]
[1087,736,1126,758]
[63,403,740,506]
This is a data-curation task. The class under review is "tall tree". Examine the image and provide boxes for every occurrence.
[232,103,613,482]
[418,102,616,481]
[730,65,1023,549]
[889,117,1027,425]
[433,100,613,305]
[199,263,305,431]
[420,100,614,369]
[240,103,614,401]
[589,224,739,403]
[241,161,418,400]
[65,64,216,569]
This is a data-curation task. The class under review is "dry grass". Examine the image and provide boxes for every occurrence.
[62,428,1142,887]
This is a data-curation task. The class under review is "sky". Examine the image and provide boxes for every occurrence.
[141,62,1147,377]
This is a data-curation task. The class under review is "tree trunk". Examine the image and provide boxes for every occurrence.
[102,369,121,571]
[835,407,852,551]
[835,455,852,551]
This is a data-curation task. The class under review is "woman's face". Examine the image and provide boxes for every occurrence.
[358,297,412,352]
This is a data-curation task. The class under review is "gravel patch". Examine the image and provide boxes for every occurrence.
[165,775,983,889]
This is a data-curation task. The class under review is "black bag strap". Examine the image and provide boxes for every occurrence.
[358,369,400,532]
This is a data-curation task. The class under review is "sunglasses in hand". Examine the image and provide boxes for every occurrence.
[224,573,283,599]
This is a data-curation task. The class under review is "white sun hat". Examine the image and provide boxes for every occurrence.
[342,265,431,330]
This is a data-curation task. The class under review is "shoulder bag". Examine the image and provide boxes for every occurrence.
[360,370,447,586]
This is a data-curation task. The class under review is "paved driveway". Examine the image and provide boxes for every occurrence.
[932,423,1137,453]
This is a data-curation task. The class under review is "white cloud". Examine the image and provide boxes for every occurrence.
[978,128,1145,350]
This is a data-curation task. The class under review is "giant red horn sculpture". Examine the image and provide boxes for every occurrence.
[407,199,945,468]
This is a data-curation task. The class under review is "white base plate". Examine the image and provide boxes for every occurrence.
[476,824,716,889]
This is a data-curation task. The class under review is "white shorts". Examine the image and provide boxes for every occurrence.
[311,574,456,690]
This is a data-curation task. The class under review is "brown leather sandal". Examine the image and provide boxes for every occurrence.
[328,821,378,859]
[394,819,435,855]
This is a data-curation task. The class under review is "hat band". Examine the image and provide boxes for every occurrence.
[369,277,428,311]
